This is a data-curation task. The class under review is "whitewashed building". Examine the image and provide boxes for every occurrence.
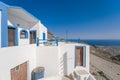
[0,1,95,80]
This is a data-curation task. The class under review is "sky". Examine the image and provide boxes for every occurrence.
[1,0,120,39]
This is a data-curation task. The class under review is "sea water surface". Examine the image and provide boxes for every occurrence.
[67,39,120,46]
[81,40,120,46]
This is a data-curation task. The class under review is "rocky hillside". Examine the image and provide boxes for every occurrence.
[90,46,120,80]
[47,31,63,40]
[90,46,120,65]
[47,31,56,39]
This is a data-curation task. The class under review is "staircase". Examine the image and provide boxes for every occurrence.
[59,55,64,76]
[87,73,96,80]
[61,69,96,80]
[59,52,68,76]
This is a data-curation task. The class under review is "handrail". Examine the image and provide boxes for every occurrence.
[36,38,81,46]
[65,39,80,43]
[37,38,58,46]
[88,73,96,80]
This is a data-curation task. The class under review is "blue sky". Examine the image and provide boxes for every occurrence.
[1,0,120,39]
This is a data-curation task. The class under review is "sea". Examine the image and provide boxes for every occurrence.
[66,39,120,46]
[81,40,120,46]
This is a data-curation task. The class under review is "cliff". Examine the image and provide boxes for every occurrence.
[90,46,120,80]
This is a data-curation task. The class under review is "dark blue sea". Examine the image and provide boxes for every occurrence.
[81,40,120,46]
[66,39,120,46]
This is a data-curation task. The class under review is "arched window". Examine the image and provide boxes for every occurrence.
[20,30,28,39]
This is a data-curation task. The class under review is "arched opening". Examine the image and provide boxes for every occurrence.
[20,30,28,39]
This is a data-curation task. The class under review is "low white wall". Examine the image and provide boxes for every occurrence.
[36,46,59,77]
[0,45,37,80]
[0,10,1,47]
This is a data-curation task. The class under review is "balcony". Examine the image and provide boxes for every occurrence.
[36,38,82,46]
[37,38,58,46]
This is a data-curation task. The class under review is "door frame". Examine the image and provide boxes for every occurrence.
[8,26,18,46]
[29,30,37,44]
[74,46,86,68]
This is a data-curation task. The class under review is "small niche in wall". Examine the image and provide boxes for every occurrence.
[15,65,20,71]
[20,29,28,39]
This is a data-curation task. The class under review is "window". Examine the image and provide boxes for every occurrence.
[20,30,28,39]
[21,31,26,38]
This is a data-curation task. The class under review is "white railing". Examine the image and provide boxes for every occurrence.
[59,56,64,76]
[87,73,96,80]
[37,38,58,46]
[72,67,96,80]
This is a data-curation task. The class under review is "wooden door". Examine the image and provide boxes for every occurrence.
[76,47,83,66]
[11,62,27,80]
[8,28,15,46]
[30,31,36,44]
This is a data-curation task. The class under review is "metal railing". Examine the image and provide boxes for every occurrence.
[36,38,81,46]
[88,73,96,80]
[37,38,58,46]
[65,39,81,43]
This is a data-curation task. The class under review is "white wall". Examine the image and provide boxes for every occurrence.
[39,23,47,40]
[0,44,37,80]
[85,45,90,72]
[0,40,89,79]
[0,10,1,47]
[29,22,40,38]
[30,21,47,40]
[6,25,30,46]
[8,13,31,46]
[8,14,48,46]
[36,46,59,77]
[36,43,90,77]
[58,43,90,75]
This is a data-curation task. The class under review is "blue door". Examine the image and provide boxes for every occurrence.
[43,33,46,40]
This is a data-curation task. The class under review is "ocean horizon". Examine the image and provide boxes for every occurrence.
[82,40,120,46]
[66,39,120,46]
